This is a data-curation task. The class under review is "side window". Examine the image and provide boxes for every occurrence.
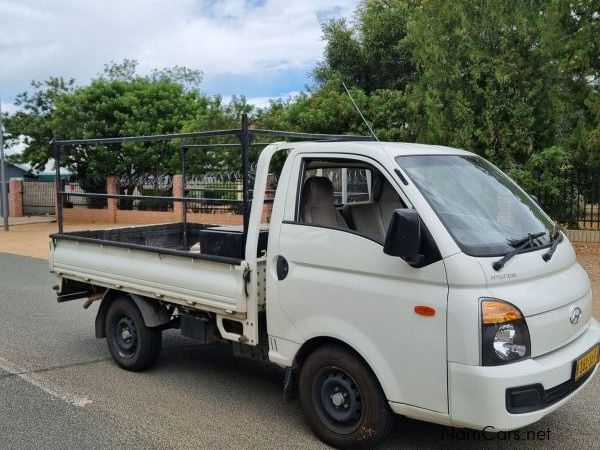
[297,159,406,243]
[304,168,372,205]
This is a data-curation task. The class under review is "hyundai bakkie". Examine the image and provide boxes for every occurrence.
[50,120,599,448]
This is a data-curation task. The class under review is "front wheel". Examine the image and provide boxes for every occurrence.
[299,345,394,449]
[105,297,162,371]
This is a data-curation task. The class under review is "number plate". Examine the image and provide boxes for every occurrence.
[573,344,600,381]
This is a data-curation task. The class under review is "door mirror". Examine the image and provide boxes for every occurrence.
[383,209,421,261]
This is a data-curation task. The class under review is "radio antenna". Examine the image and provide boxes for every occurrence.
[342,81,380,143]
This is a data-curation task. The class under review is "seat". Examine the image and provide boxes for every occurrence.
[378,181,404,229]
[300,177,349,228]
[344,178,404,242]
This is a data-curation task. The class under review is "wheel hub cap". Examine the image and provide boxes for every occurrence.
[114,315,138,358]
[316,368,363,433]
[330,392,346,407]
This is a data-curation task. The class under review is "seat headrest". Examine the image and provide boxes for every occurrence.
[302,176,335,207]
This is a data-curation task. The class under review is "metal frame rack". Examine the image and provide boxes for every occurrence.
[53,113,373,257]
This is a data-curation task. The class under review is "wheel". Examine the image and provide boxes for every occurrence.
[104,297,162,371]
[299,345,394,449]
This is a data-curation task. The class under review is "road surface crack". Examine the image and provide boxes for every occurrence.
[0,357,111,381]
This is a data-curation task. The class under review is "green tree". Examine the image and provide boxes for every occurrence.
[180,94,256,174]
[406,0,560,168]
[315,0,416,92]
[256,81,411,141]
[2,77,75,169]
[4,61,206,192]
[542,0,599,168]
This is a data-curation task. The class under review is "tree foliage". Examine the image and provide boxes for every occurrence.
[406,0,560,167]
[3,61,233,191]
[4,0,599,185]
[305,0,599,170]
[315,1,416,92]
[3,77,75,169]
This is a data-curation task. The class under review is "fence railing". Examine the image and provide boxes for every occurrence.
[22,180,56,215]
[534,169,600,230]
[59,167,600,231]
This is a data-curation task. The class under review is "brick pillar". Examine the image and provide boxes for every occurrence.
[106,176,118,223]
[173,175,184,216]
[260,174,275,223]
[8,178,23,217]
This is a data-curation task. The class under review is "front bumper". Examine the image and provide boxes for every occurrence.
[449,317,599,430]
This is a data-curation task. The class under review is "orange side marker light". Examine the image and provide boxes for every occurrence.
[414,305,436,317]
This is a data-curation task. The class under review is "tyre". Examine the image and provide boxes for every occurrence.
[105,297,162,371]
[299,344,394,449]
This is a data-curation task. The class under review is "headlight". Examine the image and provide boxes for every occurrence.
[481,299,530,366]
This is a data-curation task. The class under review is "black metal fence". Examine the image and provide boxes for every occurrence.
[534,169,600,230]
[62,180,107,209]
[22,180,55,215]
[58,166,600,231]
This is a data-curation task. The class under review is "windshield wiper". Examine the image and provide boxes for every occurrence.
[493,231,547,271]
[542,228,562,262]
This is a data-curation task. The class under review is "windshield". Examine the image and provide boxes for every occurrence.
[397,155,554,256]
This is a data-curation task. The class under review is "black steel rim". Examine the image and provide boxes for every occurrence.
[313,367,363,434]
[114,314,138,359]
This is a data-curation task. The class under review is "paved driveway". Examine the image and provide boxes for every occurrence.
[0,253,597,449]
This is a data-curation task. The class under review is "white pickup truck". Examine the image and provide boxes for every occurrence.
[50,133,599,448]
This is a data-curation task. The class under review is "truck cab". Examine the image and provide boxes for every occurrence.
[259,140,598,444]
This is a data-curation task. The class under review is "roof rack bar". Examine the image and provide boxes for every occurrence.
[55,129,240,146]
[56,128,373,146]
[53,113,374,260]
[182,142,272,149]
[252,128,373,141]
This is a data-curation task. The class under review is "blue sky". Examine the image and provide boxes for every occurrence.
[0,0,359,112]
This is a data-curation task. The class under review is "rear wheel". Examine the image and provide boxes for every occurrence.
[105,297,162,371]
[299,345,394,449]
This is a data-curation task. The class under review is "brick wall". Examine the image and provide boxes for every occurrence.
[8,178,23,217]
[47,174,600,244]
[62,207,245,225]
[60,175,273,226]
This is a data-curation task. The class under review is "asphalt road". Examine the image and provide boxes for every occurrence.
[0,252,598,449]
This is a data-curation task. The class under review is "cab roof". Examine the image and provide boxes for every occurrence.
[288,140,476,160]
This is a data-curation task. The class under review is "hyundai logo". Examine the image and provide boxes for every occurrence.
[569,306,583,325]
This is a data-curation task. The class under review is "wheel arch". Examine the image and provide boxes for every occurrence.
[287,335,389,401]
[95,290,171,338]
[294,336,366,369]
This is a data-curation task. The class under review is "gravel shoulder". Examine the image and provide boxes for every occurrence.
[0,222,126,260]
[572,242,600,318]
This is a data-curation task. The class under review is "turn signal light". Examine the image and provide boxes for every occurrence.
[481,299,523,325]
[414,305,436,317]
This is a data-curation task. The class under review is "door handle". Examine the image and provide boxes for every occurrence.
[277,256,289,280]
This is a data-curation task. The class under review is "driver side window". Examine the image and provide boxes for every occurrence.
[297,159,406,243]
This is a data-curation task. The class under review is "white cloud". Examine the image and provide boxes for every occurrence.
[1,102,20,114]
[0,0,358,99]
[221,90,300,108]
[2,135,26,156]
